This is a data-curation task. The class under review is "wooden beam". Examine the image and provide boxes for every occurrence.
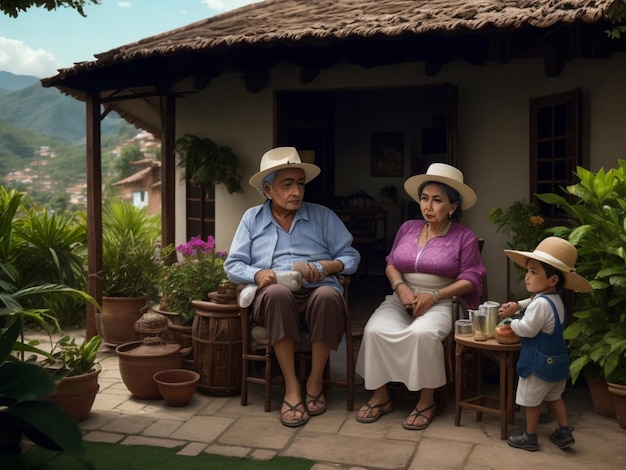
[85,92,103,340]
[160,94,176,249]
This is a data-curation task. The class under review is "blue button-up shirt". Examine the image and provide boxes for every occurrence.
[225,201,360,293]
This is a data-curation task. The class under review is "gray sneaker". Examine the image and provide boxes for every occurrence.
[507,433,538,452]
[550,427,575,449]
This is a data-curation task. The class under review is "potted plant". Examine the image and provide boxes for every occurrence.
[175,134,244,194]
[100,199,162,346]
[43,334,103,422]
[157,235,228,351]
[537,160,626,426]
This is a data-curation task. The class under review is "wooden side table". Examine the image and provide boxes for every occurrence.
[454,335,521,440]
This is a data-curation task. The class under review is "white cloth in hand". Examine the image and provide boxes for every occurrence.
[238,270,303,308]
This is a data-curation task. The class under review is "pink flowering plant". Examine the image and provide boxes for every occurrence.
[159,235,228,324]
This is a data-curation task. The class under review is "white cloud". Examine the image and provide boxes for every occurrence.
[118,2,132,7]
[0,37,59,77]
[201,0,263,11]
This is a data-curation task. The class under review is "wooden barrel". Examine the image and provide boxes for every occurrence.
[191,300,241,395]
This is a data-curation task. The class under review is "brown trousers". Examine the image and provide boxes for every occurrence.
[252,283,345,350]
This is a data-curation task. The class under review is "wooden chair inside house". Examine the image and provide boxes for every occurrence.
[341,191,387,275]
[240,276,355,412]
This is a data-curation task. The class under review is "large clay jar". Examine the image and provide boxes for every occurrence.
[116,337,183,399]
[101,296,147,347]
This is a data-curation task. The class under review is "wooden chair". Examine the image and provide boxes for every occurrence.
[441,237,487,410]
[342,191,387,274]
[240,276,354,412]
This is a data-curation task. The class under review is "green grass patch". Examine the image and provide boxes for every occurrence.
[23,440,314,469]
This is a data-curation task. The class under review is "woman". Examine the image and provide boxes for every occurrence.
[355,163,485,430]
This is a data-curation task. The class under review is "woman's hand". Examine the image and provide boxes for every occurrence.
[396,283,417,312]
[410,292,438,317]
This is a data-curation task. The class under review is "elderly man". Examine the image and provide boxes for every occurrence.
[225,147,360,427]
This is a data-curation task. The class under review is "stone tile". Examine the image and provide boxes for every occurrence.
[339,410,401,440]
[305,409,347,434]
[169,415,235,442]
[82,431,124,443]
[251,448,278,460]
[142,419,185,437]
[283,432,416,469]
[408,437,473,469]
[100,415,155,433]
[178,442,207,456]
[205,444,251,458]
[92,391,132,411]
[122,435,186,448]
[218,415,296,449]
[77,410,120,430]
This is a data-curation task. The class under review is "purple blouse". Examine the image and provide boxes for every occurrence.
[386,219,486,308]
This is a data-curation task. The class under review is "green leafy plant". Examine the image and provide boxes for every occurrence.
[159,235,228,325]
[175,134,244,194]
[489,200,547,279]
[102,199,162,299]
[537,160,626,384]
[43,334,103,379]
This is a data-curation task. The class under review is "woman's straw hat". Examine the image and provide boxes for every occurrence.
[404,163,477,210]
[505,236,592,292]
[249,147,320,189]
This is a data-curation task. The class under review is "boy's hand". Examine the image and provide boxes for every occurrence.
[498,301,518,318]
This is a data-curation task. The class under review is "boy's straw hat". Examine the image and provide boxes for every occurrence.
[505,237,592,292]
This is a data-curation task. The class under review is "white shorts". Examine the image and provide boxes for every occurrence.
[515,374,566,407]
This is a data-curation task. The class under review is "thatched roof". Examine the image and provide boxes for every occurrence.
[41,0,624,135]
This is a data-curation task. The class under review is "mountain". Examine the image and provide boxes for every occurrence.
[0,71,39,93]
[0,80,125,144]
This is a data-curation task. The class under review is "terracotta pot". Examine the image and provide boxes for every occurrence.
[607,381,626,430]
[153,369,200,406]
[587,377,616,418]
[116,337,183,399]
[46,365,101,422]
[101,296,147,347]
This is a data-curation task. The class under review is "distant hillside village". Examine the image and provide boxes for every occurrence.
[4,131,162,212]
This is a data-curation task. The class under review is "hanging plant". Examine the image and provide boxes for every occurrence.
[175,134,244,194]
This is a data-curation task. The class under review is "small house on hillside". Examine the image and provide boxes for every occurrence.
[42,0,626,335]
[112,159,161,215]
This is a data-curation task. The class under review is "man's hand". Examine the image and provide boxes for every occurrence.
[254,269,277,289]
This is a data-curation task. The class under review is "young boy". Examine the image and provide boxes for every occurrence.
[499,237,592,452]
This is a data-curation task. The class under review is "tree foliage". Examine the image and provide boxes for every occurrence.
[1,0,100,18]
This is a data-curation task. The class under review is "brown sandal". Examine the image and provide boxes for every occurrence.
[305,391,327,416]
[403,403,436,430]
[355,400,394,423]
[280,400,309,428]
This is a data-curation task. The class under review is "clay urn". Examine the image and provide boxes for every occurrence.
[116,336,183,399]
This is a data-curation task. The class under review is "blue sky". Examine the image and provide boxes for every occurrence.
[0,0,262,78]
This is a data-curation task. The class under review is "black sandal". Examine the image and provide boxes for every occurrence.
[305,391,327,416]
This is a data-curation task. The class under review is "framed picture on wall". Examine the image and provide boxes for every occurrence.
[371,132,403,177]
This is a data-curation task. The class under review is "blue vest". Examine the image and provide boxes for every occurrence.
[516,294,569,382]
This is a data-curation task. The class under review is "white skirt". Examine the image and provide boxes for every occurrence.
[355,273,454,391]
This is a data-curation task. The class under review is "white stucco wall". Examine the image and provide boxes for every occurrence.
[174,53,626,302]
